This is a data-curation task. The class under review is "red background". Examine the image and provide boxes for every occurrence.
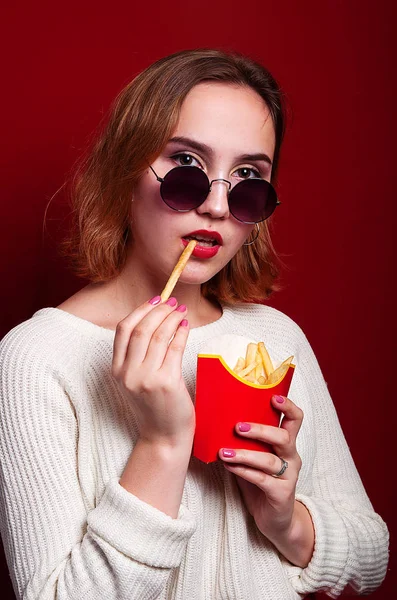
[1,1,395,597]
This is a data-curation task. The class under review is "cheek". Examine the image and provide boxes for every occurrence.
[131,176,163,225]
[133,173,158,206]
[230,225,253,252]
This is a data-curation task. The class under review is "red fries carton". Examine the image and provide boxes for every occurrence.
[193,336,295,464]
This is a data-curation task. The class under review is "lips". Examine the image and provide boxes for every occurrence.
[181,230,223,259]
[182,230,223,246]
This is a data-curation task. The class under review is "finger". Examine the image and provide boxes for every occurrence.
[271,395,303,449]
[222,462,288,494]
[219,448,292,480]
[162,318,190,376]
[123,298,180,366]
[144,305,188,370]
[234,421,290,448]
[233,418,300,462]
[112,296,161,373]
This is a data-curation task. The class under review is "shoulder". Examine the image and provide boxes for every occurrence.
[0,308,113,375]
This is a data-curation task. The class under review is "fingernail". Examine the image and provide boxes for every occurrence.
[176,304,187,312]
[166,297,177,307]
[273,395,284,404]
[238,422,251,432]
[180,319,189,327]
[148,295,161,305]
[221,448,236,458]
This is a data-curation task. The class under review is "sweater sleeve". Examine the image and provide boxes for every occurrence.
[0,329,196,600]
[282,324,389,598]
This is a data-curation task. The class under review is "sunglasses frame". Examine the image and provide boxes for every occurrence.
[149,164,280,224]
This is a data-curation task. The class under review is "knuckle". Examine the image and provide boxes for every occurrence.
[131,326,145,340]
[139,378,155,393]
[279,429,290,445]
[168,341,185,353]
[258,471,269,488]
[115,321,128,335]
[270,454,281,471]
[120,376,132,391]
[121,371,134,389]
[152,331,167,345]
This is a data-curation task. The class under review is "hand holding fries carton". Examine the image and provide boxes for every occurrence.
[193,334,295,463]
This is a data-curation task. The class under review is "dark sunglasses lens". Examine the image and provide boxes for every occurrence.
[229,179,278,223]
[161,167,209,210]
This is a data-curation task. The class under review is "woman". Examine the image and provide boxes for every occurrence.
[0,48,389,599]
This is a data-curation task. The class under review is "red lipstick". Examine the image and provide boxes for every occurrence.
[182,230,223,259]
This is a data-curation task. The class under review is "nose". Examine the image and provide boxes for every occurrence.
[195,179,231,220]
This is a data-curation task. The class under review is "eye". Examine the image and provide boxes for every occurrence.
[233,166,262,180]
[171,153,202,168]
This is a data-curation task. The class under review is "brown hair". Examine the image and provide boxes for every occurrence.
[63,48,287,303]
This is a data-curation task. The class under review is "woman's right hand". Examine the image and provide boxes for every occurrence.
[111,296,195,447]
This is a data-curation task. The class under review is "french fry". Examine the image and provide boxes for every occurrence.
[245,343,257,369]
[258,341,274,378]
[233,342,294,385]
[230,340,293,386]
[265,356,294,384]
[233,357,245,373]
[238,362,257,378]
[255,349,263,380]
[160,240,197,302]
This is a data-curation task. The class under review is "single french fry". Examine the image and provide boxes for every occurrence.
[233,357,245,373]
[160,240,197,302]
[255,349,263,380]
[265,356,294,385]
[245,343,257,369]
[258,375,266,385]
[238,361,257,378]
[258,341,274,377]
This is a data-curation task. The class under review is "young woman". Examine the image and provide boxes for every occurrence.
[0,49,389,599]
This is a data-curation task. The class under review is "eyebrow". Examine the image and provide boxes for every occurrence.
[167,136,273,167]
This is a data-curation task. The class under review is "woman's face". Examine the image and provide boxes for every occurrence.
[130,82,276,287]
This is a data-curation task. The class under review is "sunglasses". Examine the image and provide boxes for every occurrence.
[149,165,280,224]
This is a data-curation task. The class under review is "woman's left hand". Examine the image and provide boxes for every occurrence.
[219,394,314,567]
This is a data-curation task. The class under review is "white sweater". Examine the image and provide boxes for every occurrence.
[0,303,389,600]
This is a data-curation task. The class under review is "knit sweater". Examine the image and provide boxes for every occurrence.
[0,303,389,600]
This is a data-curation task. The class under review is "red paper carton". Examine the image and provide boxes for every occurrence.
[193,353,295,463]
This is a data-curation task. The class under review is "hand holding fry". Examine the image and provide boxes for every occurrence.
[112,298,194,445]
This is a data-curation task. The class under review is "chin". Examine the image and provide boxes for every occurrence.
[178,261,226,286]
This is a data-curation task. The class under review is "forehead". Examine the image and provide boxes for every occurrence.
[173,82,276,158]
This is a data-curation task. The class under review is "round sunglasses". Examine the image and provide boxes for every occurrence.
[149,165,280,224]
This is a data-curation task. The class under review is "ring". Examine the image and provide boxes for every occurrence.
[274,457,288,477]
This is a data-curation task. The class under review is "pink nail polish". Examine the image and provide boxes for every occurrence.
[180,319,188,327]
[273,395,284,403]
[148,296,161,305]
[166,297,177,307]
[238,422,251,432]
[176,304,187,312]
[222,448,236,458]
